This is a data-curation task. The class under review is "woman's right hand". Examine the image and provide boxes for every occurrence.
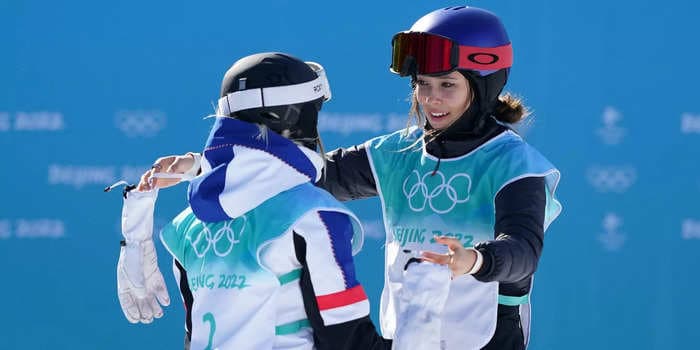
[421,236,478,278]
[137,153,196,191]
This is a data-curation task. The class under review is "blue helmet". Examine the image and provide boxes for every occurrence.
[409,6,511,77]
[405,6,512,116]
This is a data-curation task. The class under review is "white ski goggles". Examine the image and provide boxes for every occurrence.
[216,61,331,115]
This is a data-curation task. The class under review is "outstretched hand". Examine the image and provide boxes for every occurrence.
[421,236,477,278]
[137,154,196,191]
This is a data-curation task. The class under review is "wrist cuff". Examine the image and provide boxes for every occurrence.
[466,248,484,275]
[183,152,202,180]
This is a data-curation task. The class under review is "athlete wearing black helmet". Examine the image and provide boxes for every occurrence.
[130,52,395,350]
[216,52,328,150]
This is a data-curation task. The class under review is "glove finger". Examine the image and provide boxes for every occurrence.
[118,292,140,324]
[150,273,170,306]
[149,296,164,319]
[137,297,154,324]
[154,285,170,307]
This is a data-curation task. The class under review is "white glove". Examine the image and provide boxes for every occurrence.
[121,189,159,242]
[117,239,170,323]
[392,261,451,350]
[117,188,170,324]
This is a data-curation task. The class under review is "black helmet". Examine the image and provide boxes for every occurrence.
[217,52,331,149]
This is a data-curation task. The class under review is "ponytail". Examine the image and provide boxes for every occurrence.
[493,93,530,124]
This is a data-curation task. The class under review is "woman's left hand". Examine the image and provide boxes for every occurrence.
[421,236,477,278]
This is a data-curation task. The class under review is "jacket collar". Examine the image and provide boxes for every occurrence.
[188,117,323,222]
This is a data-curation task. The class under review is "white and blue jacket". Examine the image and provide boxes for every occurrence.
[160,118,387,350]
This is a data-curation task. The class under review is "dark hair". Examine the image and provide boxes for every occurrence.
[493,93,530,124]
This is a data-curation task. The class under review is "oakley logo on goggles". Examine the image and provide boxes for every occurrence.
[390,32,513,76]
[217,61,332,115]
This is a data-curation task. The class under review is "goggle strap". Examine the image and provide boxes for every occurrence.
[217,63,331,115]
[457,43,513,71]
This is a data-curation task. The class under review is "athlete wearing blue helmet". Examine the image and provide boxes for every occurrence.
[391,7,561,350]
[391,6,516,136]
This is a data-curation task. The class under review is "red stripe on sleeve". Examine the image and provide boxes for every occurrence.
[316,285,367,311]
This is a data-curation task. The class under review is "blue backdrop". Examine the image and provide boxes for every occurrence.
[2,0,699,349]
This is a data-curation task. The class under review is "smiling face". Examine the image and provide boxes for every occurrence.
[414,71,472,130]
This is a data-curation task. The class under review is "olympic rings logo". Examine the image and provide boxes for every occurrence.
[189,217,246,258]
[586,166,636,193]
[402,170,472,214]
[114,110,166,138]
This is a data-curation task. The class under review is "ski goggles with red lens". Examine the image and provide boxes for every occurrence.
[390,31,513,76]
